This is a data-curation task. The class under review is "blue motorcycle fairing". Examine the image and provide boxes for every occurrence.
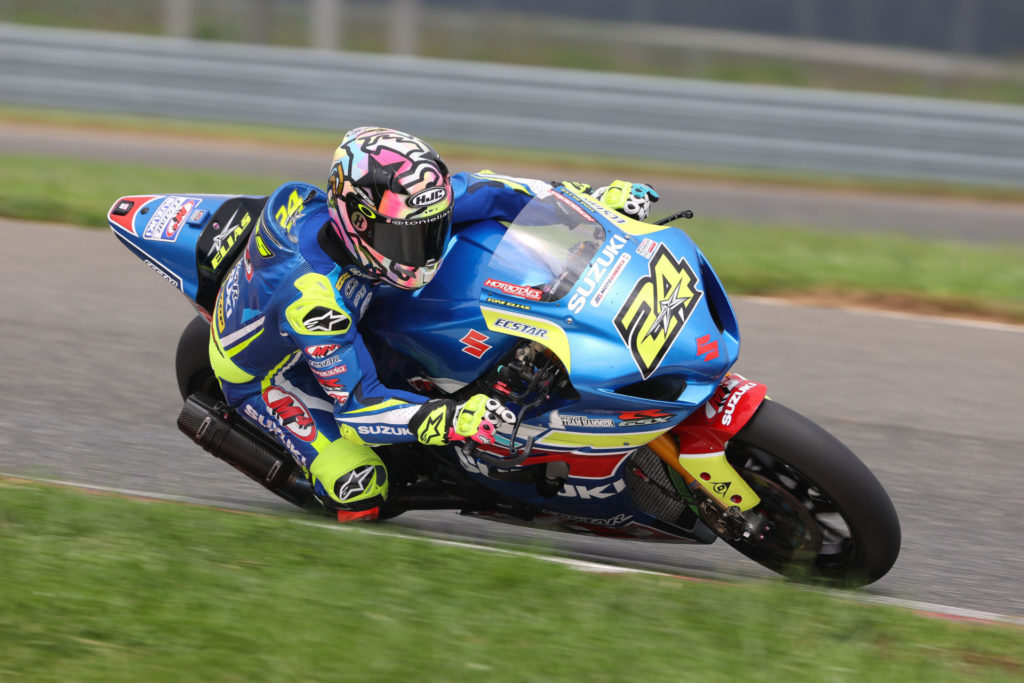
[365,187,740,437]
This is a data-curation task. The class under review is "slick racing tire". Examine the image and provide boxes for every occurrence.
[723,400,901,587]
[175,316,224,402]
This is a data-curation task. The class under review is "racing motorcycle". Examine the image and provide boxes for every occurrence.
[108,184,900,587]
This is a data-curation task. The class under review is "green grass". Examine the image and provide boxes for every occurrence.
[1,480,1021,681]
[2,150,1022,322]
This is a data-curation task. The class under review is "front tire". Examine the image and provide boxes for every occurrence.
[723,400,901,587]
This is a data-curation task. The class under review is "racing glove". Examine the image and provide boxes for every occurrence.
[409,395,514,447]
[592,180,659,222]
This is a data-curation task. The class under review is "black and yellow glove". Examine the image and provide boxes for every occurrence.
[409,395,513,447]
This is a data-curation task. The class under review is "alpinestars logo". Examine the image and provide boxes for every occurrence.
[613,244,702,379]
[334,465,375,501]
[303,307,351,333]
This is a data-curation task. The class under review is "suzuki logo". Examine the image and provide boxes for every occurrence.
[697,334,719,362]
[460,329,492,358]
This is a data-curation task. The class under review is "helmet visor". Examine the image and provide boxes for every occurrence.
[366,207,452,267]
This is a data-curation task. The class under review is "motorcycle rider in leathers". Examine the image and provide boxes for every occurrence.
[209,126,659,519]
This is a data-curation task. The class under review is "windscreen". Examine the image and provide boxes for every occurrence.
[485,193,607,302]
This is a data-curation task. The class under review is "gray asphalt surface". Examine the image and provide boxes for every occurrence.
[1,218,1022,619]
[4,120,1024,243]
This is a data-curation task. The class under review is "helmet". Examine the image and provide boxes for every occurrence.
[326,127,453,289]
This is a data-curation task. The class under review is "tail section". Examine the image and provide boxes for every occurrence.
[108,194,267,315]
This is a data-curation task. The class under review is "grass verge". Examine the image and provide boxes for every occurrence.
[1,480,1021,681]
[2,152,1022,323]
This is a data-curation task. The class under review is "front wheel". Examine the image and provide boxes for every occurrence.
[723,401,900,587]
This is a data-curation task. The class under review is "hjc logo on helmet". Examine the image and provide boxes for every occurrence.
[409,187,448,207]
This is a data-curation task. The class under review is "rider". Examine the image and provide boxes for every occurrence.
[209,126,658,519]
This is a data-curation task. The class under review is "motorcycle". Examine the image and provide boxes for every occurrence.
[108,183,900,587]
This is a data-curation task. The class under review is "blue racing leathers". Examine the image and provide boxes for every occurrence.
[209,172,546,504]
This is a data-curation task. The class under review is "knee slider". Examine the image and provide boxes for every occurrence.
[309,440,388,510]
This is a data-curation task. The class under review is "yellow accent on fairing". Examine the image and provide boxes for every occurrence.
[541,430,665,449]
[284,273,351,335]
[648,435,760,511]
[480,307,571,373]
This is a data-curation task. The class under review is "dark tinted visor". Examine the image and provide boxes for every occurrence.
[367,207,452,267]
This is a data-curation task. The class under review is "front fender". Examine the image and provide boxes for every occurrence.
[646,374,768,512]
[673,374,769,455]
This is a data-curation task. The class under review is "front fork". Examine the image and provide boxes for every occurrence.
[649,373,769,541]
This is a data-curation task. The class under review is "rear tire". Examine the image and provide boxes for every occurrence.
[724,400,901,587]
[175,316,224,402]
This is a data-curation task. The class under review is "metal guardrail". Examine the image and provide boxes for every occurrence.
[2,22,1023,187]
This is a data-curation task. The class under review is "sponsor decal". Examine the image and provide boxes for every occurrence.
[318,378,350,404]
[493,317,548,339]
[552,192,595,222]
[303,307,351,333]
[243,244,254,281]
[573,191,627,225]
[187,209,207,225]
[613,244,702,379]
[567,234,629,314]
[557,479,627,500]
[637,238,658,259]
[243,404,301,458]
[618,409,674,427]
[305,344,341,358]
[552,414,616,429]
[696,334,720,362]
[553,512,633,527]
[590,252,630,309]
[208,208,251,269]
[485,296,530,310]
[223,264,240,321]
[720,381,757,426]
[311,364,348,378]
[409,186,448,207]
[483,278,543,301]
[356,425,412,438]
[705,374,744,420]
[144,260,181,290]
[144,196,199,242]
[262,386,317,442]
[460,329,492,358]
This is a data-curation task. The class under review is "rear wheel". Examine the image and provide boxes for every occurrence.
[722,400,900,587]
[175,316,224,402]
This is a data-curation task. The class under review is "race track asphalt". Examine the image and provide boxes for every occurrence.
[2,217,1022,618]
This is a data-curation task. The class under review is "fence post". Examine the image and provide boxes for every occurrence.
[310,0,343,50]
[389,0,419,56]
[161,0,194,38]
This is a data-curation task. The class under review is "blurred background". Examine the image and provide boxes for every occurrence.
[4,0,1024,189]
